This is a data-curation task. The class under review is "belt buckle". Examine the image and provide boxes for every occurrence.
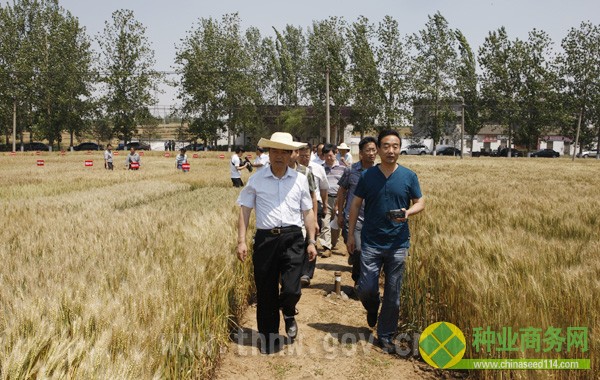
[270,228,281,235]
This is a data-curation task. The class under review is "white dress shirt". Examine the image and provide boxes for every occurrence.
[231,154,242,178]
[308,162,329,202]
[237,166,313,229]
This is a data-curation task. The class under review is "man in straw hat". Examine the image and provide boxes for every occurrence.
[336,142,353,167]
[237,132,318,354]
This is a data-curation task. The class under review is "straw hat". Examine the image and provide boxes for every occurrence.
[257,132,307,150]
[337,142,350,151]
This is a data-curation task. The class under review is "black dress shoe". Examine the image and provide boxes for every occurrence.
[378,337,397,354]
[284,317,298,340]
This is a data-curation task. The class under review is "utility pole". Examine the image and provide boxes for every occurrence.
[12,99,16,153]
[460,96,465,159]
[325,67,330,144]
[572,108,583,162]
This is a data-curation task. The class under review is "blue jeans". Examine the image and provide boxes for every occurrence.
[357,245,408,339]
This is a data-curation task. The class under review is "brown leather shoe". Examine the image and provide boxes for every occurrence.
[321,249,332,258]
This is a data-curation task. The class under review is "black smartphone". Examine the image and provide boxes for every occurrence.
[386,209,405,220]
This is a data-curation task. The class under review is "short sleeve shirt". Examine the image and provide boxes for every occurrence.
[354,164,422,249]
[231,154,242,178]
[237,166,313,229]
[338,161,366,222]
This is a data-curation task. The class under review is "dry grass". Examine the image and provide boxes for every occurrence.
[0,151,597,379]
[0,151,253,379]
[402,156,599,380]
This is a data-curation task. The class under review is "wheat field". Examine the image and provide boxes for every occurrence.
[0,151,597,379]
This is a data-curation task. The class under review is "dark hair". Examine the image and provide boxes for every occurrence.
[322,143,336,155]
[359,136,377,151]
[107,144,112,148]
[180,148,186,153]
[377,129,401,147]
[235,147,245,154]
[256,147,264,153]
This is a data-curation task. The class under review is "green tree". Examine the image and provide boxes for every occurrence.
[347,16,382,137]
[559,21,600,157]
[97,9,160,145]
[410,12,459,152]
[376,15,411,130]
[455,29,481,153]
[306,17,350,143]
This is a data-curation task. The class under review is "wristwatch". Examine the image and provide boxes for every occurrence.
[308,239,317,245]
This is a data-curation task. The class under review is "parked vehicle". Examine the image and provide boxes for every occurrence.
[433,146,461,156]
[530,148,559,158]
[494,148,524,157]
[183,143,205,151]
[577,150,600,158]
[401,144,430,155]
[23,142,50,151]
[73,142,103,151]
[117,142,151,151]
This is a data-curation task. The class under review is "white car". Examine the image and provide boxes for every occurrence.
[578,150,600,158]
[401,144,431,155]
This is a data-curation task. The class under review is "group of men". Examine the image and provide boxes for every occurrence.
[235,130,425,354]
[103,145,142,170]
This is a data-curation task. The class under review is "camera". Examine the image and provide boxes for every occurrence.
[386,209,405,220]
[243,157,253,172]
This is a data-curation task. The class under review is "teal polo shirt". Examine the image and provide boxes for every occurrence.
[354,164,422,249]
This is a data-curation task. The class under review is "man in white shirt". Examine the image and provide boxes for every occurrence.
[237,132,317,354]
[231,147,247,187]
[104,144,113,170]
[298,143,329,286]
[311,143,325,165]
[252,147,270,171]
[336,142,353,167]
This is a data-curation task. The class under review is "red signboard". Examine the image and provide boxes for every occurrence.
[192,153,199,159]
[60,150,66,156]
[86,150,92,155]
[85,160,93,167]
[139,151,144,156]
[164,153,171,158]
[10,152,16,156]
[181,163,190,171]
[35,151,41,155]
[130,162,140,170]
[219,154,225,159]
[113,151,119,156]
[36,159,44,166]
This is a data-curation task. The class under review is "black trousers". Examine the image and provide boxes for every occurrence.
[301,201,323,279]
[253,228,304,336]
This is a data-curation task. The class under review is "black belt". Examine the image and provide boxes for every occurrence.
[328,194,337,198]
[257,226,302,235]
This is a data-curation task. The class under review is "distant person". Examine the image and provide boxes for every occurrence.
[236,132,317,354]
[252,147,270,171]
[298,143,329,287]
[311,143,325,165]
[125,147,141,170]
[320,144,345,257]
[337,137,377,286]
[176,148,188,172]
[346,129,425,354]
[231,147,247,187]
[104,144,114,170]
[336,142,353,167]
[164,141,169,151]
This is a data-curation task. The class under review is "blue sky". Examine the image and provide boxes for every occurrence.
[53,0,600,106]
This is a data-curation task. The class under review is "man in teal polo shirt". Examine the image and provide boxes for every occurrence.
[346,129,425,354]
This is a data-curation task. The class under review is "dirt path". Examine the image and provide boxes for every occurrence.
[216,244,441,380]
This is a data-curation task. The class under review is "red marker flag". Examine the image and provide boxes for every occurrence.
[36,159,45,166]
[192,153,199,159]
[219,154,225,159]
[139,151,144,156]
[164,153,171,158]
[113,151,119,156]
[85,160,93,167]
[181,163,190,171]
[35,151,41,156]
[130,162,140,170]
